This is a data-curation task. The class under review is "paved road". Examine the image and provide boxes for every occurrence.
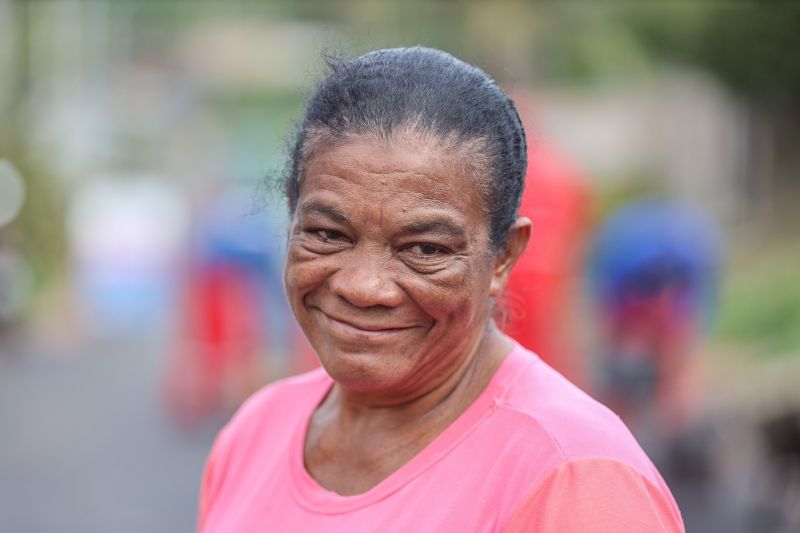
[0,335,221,533]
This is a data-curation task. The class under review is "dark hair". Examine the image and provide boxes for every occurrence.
[285,46,527,249]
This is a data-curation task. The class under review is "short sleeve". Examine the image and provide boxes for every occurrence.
[197,426,233,532]
[503,458,684,533]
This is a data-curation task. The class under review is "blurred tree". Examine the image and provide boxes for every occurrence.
[0,0,67,288]
[626,1,800,183]
[629,2,800,107]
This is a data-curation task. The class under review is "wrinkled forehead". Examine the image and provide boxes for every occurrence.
[298,130,492,215]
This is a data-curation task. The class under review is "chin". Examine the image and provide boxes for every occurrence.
[316,345,415,393]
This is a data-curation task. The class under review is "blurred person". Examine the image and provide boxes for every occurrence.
[163,187,297,427]
[198,48,683,531]
[501,134,590,386]
[588,200,722,461]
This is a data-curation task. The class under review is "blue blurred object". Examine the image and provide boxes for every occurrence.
[589,200,723,328]
[193,188,291,361]
[196,189,285,285]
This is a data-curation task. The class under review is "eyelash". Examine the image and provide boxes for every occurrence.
[307,228,351,243]
[303,227,451,259]
[402,243,450,258]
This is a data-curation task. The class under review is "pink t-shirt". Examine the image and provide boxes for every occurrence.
[198,344,684,532]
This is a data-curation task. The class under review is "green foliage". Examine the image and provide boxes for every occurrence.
[716,248,800,356]
[627,1,800,108]
[0,146,67,287]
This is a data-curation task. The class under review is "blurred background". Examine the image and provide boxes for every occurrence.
[1,1,799,531]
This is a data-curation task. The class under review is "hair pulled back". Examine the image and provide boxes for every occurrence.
[285,46,527,249]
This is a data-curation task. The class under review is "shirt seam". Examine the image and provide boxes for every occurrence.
[499,457,684,532]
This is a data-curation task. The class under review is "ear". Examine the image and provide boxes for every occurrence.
[489,217,531,297]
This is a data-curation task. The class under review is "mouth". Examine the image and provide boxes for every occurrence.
[313,309,417,338]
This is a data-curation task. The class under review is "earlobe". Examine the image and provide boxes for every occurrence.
[489,217,531,297]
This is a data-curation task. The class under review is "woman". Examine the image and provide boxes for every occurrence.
[198,47,684,532]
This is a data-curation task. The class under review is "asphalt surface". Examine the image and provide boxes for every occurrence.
[0,335,221,533]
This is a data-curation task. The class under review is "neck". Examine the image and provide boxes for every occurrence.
[303,322,515,495]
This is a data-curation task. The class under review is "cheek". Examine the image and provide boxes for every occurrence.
[407,256,493,322]
[284,242,333,305]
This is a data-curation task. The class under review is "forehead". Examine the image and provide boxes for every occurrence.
[299,134,487,221]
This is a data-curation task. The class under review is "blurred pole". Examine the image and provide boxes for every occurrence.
[5,0,28,156]
[2,0,67,307]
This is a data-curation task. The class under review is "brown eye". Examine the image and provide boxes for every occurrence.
[417,244,443,255]
[406,243,449,257]
[312,229,349,243]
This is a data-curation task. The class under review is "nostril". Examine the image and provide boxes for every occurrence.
[329,265,403,309]
[338,299,394,314]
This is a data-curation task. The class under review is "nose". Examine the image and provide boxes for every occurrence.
[328,255,404,309]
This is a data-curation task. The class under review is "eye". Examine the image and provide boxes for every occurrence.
[312,229,349,243]
[301,227,352,250]
[404,243,450,257]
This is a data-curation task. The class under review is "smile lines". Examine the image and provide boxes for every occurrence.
[317,310,415,333]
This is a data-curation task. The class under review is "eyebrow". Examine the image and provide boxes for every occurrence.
[299,201,466,238]
[298,201,352,226]
[400,219,466,238]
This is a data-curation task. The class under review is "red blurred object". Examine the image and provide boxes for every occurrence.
[164,263,267,426]
[502,139,590,385]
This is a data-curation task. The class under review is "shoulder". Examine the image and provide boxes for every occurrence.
[489,346,683,531]
[497,346,659,475]
[503,457,685,532]
[199,368,330,524]
[213,368,330,461]
[232,368,329,424]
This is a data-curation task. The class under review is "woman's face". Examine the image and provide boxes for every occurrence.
[284,133,517,396]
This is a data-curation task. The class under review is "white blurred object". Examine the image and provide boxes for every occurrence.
[67,175,189,336]
[533,70,750,220]
[0,159,26,228]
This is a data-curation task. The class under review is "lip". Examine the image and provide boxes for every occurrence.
[313,309,417,338]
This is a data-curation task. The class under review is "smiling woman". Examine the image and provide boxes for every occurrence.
[288,135,506,398]
[197,47,685,532]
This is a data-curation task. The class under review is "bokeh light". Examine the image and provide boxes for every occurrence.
[0,159,26,228]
